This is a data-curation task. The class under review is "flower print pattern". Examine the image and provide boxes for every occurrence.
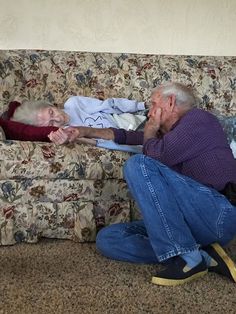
[0,49,235,245]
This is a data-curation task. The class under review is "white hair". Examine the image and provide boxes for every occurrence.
[11,100,53,125]
[153,82,197,110]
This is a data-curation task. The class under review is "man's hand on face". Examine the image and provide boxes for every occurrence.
[143,107,162,141]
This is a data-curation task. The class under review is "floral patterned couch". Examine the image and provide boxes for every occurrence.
[0,50,235,246]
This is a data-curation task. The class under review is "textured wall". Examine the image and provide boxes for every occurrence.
[0,0,236,55]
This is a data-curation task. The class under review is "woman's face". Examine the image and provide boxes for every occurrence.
[36,106,70,127]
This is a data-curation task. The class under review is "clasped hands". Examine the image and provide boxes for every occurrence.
[48,126,86,145]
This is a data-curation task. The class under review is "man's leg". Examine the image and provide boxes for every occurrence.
[96,220,158,264]
[123,154,236,258]
[122,154,236,285]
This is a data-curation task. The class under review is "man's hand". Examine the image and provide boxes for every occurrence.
[143,107,162,142]
[48,128,70,145]
[63,127,82,142]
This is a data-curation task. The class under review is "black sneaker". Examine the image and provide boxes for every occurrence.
[203,242,236,283]
[152,256,208,286]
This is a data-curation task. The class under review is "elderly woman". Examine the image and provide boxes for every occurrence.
[11,95,147,130]
[10,95,147,152]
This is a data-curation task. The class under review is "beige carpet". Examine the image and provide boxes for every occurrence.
[1,239,236,314]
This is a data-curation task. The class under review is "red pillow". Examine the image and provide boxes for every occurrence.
[0,101,58,142]
[6,100,21,119]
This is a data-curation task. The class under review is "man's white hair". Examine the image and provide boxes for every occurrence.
[153,82,197,110]
[11,100,53,125]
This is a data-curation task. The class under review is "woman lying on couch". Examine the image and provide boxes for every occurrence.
[9,95,147,152]
[11,95,147,131]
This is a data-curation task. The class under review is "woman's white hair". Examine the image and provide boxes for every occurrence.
[11,100,53,125]
[153,82,197,110]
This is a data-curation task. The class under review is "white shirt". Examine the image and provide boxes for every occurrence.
[63,96,145,129]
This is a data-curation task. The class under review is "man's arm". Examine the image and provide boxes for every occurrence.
[48,126,144,146]
[67,126,115,141]
[48,126,115,145]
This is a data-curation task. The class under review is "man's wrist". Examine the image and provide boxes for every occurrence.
[81,127,114,141]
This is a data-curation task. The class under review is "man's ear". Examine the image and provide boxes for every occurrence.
[168,94,176,112]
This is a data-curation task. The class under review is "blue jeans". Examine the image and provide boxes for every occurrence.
[96,154,236,264]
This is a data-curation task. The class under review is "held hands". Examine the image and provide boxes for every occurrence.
[48,126,114,145]
[48,127,81,145]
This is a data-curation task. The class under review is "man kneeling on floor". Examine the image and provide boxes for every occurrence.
[50,82,236,286]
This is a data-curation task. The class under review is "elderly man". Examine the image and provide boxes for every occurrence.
[49,82,236,286]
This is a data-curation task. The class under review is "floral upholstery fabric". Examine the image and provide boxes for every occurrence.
[0,140,136,245]
[0,50,235,245]
[0,126,5,140]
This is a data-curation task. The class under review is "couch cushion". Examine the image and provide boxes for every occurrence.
[0,140,135,245]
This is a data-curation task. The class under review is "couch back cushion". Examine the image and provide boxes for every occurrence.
[0,50,235,118]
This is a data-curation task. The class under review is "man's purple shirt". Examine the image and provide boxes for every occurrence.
[112,108,236,191]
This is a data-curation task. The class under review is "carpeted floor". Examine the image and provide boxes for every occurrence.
[1,239,236,314]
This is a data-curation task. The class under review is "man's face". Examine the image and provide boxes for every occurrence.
[148,90,173,127]
[36,106,70,127]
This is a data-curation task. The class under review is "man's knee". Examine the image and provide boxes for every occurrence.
[123,154,143,178]
[96,226,110,252]
[96,224,122,254]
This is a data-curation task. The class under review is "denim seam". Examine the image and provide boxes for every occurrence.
[216,206,231,239]
[140,156,187,261]
[142,162,175,241]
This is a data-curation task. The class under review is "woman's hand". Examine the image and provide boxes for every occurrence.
[48,128,70,144]
[48,127,85,144]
